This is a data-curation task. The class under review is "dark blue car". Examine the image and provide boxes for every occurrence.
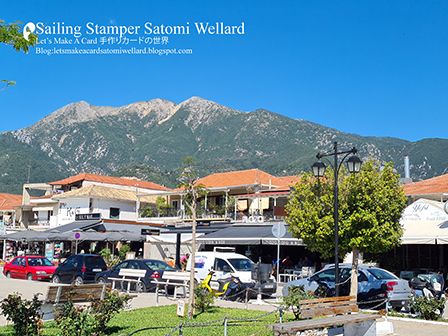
[94,259,176,292]
[52,254,108,285]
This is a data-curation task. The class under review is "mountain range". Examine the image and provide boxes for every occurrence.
[1,96,447,195]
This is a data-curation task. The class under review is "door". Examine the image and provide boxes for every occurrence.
[10,257,26,279]
[58,255,79,283]
[109,261,129,280]
[211,258,233,290]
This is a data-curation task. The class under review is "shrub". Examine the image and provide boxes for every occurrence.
[282,285,315,320]
[194,287,215,313]
[119,244,131,260]
[54,295,90,336]
[98,248,121,268]
[90,290,130,334]
[54,290,130,336]
[0,293,43,336]
[409,293,446,320]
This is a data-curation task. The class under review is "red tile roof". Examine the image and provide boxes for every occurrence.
[194,169,284,189]
[48,173,168,191]
[0,193,23,211]
[403,174,448,195]
[275,175,303,190]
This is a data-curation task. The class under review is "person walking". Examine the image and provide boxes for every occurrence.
[180,253,190,271]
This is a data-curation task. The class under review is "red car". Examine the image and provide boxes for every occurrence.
[3,256,57,280]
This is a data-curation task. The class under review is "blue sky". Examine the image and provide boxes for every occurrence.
[1,1,447,142]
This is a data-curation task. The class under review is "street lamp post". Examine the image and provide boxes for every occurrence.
[312,142,362,296]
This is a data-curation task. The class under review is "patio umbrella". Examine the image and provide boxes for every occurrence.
[27,229,62,242]
[103,231,128,242]
[0,230,40,241]
[62,230,105,242]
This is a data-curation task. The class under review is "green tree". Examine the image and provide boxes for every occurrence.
[1,19,38,90]
[178,156,206,319]
[156,196,172,216]
[286,159,407,296]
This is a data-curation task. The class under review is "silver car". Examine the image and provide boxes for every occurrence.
[282,263,412,311]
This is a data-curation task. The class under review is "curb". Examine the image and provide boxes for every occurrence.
[385,315,448,326]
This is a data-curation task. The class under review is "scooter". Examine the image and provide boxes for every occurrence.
[200,270,235,296]
[200,270,250,301]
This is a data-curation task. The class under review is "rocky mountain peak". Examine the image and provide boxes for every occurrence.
[173,96,246,132]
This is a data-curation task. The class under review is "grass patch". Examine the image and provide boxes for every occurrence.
[0,305,290,336]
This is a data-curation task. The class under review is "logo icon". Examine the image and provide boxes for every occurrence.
[23,22,36,41]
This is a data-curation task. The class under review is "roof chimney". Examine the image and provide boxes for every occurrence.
[403,155,412,184]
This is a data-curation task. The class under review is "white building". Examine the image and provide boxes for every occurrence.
[22,173,169,229]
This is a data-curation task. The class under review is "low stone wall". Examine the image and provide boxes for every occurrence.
[273,328,329,336]
[296,328,328,336]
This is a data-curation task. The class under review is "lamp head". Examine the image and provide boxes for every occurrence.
[312,160,327,177]
[346,155,362,173]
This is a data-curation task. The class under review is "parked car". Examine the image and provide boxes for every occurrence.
[282,263,412,311]
[3,255,57,281]
[52,254,107,285]
[94,259,176,292]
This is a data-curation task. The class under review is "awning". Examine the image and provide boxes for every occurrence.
[32,207,55,212]
[401,220,448,244]
[146,233,205,244]
[196,225,303,246]
[44,220,102,233]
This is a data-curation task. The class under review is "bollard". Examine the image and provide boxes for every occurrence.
[279,307,283,323]
[224,317,228,336]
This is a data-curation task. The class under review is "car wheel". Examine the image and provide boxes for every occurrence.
[5,272,11,279]
[52,275,61,283]
[74,276,84,286]
[136,281,147,293]
[97,277,106,284]
[27,273,34,281]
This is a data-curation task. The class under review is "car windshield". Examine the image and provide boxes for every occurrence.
[28,257,53,266]
[85,256,107,268]
[144,260,175,271]
[227,258,253,271]
[367,268,398,280]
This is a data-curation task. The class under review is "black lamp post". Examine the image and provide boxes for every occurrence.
[312,142,362,296]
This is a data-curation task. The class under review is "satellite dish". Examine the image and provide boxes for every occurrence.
[444,201,448,215]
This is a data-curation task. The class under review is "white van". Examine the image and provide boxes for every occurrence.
[186,247,277,296]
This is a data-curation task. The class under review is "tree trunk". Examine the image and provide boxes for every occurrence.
[187,201,197,319]
[350,247,360,298]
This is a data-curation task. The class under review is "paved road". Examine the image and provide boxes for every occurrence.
[0,273,447,335]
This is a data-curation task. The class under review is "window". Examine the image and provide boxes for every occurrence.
[110,207,120,219]
[65,255,78,267]
[214,258,232,272]
[339,268,369,282]
[310,269,335,282]
[228,258,252,271]
[114,261,129,272]
[367,268,398,280]
[172,200,179,210]
[12,257,23,266]
[128,261,141,269]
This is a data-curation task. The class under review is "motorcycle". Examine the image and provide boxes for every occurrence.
[410,273,445,299]
[409,272,446,315]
